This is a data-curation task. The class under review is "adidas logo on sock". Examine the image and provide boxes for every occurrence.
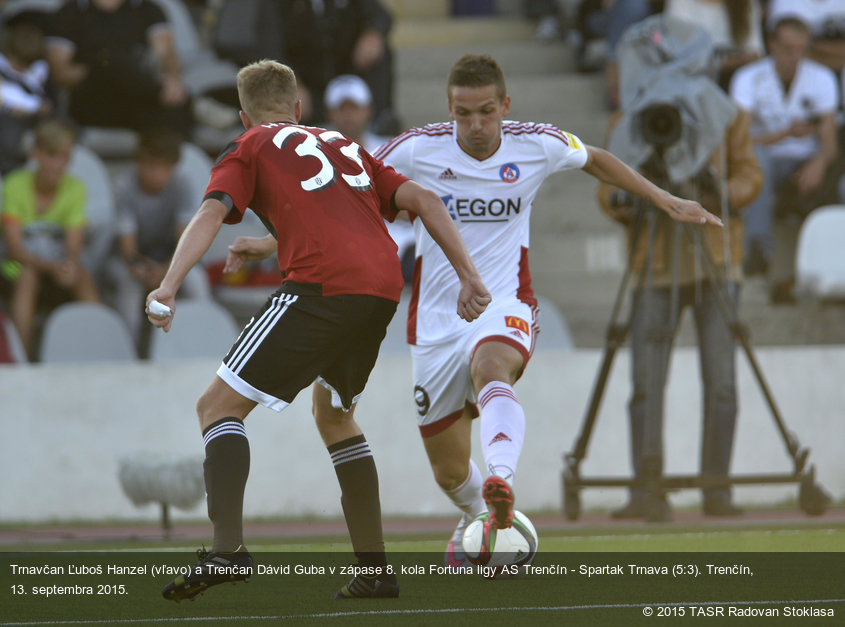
[488,432,512,445]
[439,168,457,180]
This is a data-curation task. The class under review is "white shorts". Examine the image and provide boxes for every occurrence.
[411,299,537,437]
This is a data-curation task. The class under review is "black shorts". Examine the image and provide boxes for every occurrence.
[216,282,397,411]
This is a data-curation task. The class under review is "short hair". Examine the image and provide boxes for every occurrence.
[137,129,182,164]
[33,118,76,153]
[769,15,811,38]
[447,54,507,102]
[237,59,298,123]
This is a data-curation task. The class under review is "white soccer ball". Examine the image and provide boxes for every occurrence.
[461,509,538,571]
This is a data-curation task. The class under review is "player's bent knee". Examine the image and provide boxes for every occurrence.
[195,393,214,427]
[470,341,525,390]
[311,387,361,444]
[195,377,255,430]
[313,404,350,427]
[313,404,355,431]
[431,461,469,491]
[470,356,519,391]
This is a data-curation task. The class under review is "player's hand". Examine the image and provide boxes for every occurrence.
[224,235,277,274]
[145,289,175,332]
[656,192,723,227]
[457,275,492,322]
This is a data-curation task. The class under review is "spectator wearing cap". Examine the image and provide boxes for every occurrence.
[278,0,399,135]
[324,74,413,280]
[324,74,389,153]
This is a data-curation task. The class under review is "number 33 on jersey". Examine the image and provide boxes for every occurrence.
[204,122,411,300]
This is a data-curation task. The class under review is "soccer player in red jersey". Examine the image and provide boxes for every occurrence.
[147,59,490,601]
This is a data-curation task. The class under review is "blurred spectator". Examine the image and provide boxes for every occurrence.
[573,0,664,108]
[45,0,192,136]
[283,0,397,134]
[523,0,562,42]
[730,16,839,300]
[767,0,845,73]
[0,10,53,175]
[664,0,764,89]
[106,129,210,352]
[0,118,99,359]
[214,0,398,135]
[323,73,413,280]
[324,74,389,152]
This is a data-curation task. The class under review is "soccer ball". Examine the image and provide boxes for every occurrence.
[461,509,538,571]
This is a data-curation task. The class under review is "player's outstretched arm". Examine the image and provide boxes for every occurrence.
[583,145,723,227]
[393,180,491,322]
[146,198,228,332]
[224,234,277,274]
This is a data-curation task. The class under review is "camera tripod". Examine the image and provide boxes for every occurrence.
[561,175,832,520]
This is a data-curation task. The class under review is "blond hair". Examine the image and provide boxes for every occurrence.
[237,60,298,123]
[33,118,76,154]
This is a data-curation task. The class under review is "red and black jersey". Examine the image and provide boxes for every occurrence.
[206,122,409,301]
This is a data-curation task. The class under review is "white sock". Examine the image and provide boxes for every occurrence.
[478,381,525,486]
[444,459,486,519]
[444,460,486,544]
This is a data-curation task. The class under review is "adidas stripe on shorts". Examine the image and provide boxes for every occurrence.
[217,282,397,412]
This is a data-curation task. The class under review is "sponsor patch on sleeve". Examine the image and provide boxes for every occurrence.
[564,131,582,150]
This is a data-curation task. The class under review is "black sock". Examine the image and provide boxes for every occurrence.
[203,417,250,553]
[328,434,386,569]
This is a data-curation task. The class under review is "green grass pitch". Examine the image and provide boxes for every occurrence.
[2,522,844,626]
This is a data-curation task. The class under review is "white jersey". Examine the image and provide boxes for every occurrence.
[730,57,839,160]
[374,120,588,345]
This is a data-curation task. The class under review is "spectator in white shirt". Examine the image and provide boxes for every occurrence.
[730,16,839,295]
[0,11,53,174]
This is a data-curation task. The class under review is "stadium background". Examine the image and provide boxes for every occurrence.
[2,0,844,525]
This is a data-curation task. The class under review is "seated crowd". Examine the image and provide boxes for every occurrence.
[3,0,845,362]
[569,0,845,301]
[0,0,403,362]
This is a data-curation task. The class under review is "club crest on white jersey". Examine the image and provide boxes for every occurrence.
[375,120,587,345]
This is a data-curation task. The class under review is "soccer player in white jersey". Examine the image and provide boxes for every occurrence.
[373,54,721,565]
